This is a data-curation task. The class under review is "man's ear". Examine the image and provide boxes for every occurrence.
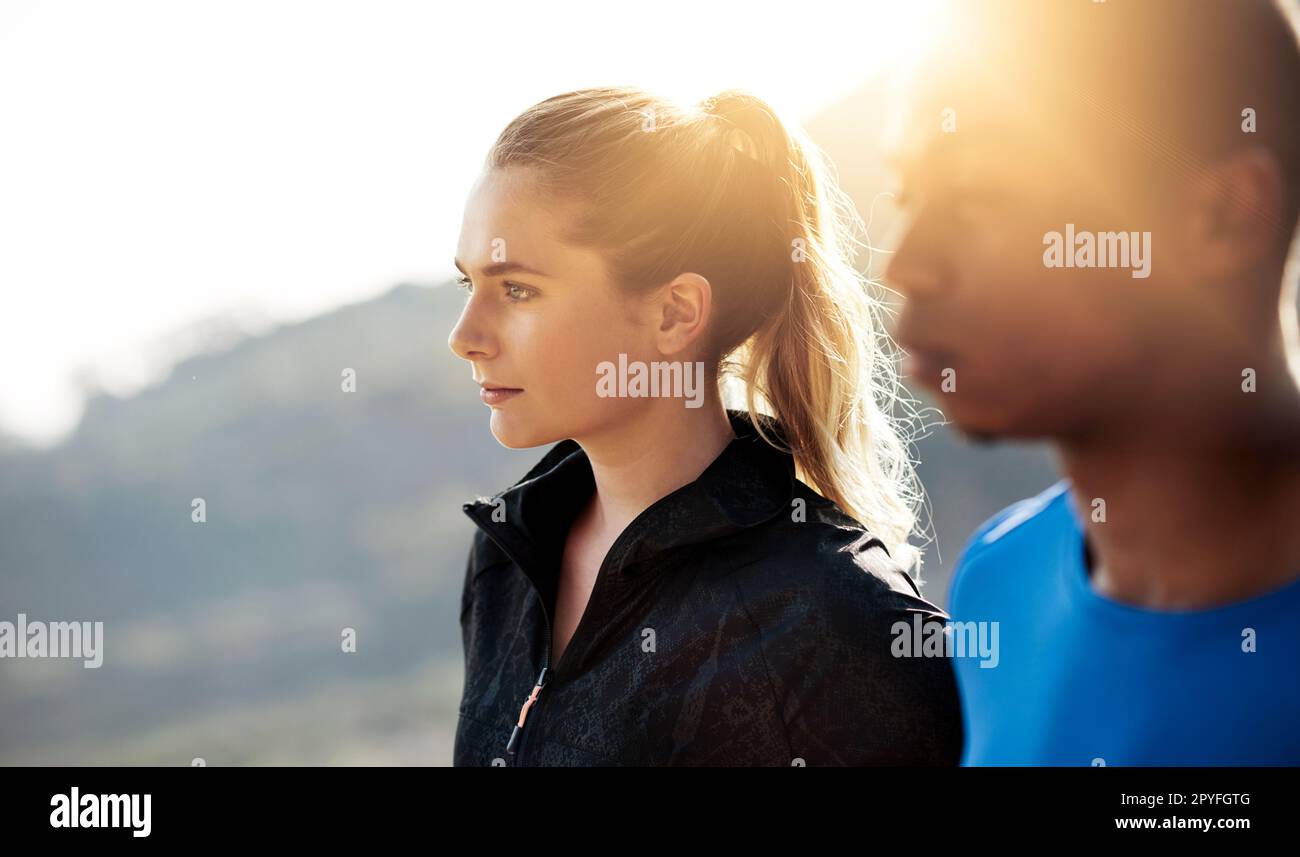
[656,272,712,357]
[1183,146,1287,280]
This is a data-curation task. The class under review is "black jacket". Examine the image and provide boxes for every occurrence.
[454,408,962,766]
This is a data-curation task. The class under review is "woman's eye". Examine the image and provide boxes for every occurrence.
[457,275,533,302]
[503,282,535,302]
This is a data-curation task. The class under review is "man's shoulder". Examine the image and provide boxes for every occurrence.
[948,480,1076,610]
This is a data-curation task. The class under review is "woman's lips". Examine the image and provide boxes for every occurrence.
[479,387,523,406]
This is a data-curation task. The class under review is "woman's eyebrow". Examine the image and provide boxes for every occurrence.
[453,258,552,278]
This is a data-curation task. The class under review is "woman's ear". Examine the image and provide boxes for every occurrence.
[1181,146,1287,281]
[656,272,713,357]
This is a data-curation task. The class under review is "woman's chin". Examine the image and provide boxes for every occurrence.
[488,409,549,450]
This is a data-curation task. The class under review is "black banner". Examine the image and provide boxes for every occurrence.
[2,766,1286,842]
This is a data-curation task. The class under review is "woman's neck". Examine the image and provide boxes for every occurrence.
[574,394,737,540]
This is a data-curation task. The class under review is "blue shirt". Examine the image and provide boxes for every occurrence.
[948,480,1300,765]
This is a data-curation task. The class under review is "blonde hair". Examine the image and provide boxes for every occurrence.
[488,87,925,572]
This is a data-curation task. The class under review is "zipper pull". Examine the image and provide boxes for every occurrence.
[506,666,549,755]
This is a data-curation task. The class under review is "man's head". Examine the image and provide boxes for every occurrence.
[885,0,1300,442]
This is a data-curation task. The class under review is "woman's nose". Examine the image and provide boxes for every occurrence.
[447,298,496,362]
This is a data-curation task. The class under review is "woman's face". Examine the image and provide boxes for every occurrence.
[449,166,657,449]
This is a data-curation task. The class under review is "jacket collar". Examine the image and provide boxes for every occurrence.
[462,408,797,577]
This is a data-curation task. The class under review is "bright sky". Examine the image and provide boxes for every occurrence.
[0,0,937,447]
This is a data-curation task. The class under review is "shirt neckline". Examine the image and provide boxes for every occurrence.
[463,408,798,578]
[1058,483,1300,622]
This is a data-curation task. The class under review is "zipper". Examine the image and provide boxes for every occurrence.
[506,665,548,754]
[463,508,560,763]
[495,540,634,763]
[464,494,658,764]
[505,558,555,760]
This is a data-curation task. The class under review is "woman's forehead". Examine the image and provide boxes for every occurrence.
[457,171,607,283]
[459,172,555,249]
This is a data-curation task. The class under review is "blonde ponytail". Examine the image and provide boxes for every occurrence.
[701,91,924,573]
